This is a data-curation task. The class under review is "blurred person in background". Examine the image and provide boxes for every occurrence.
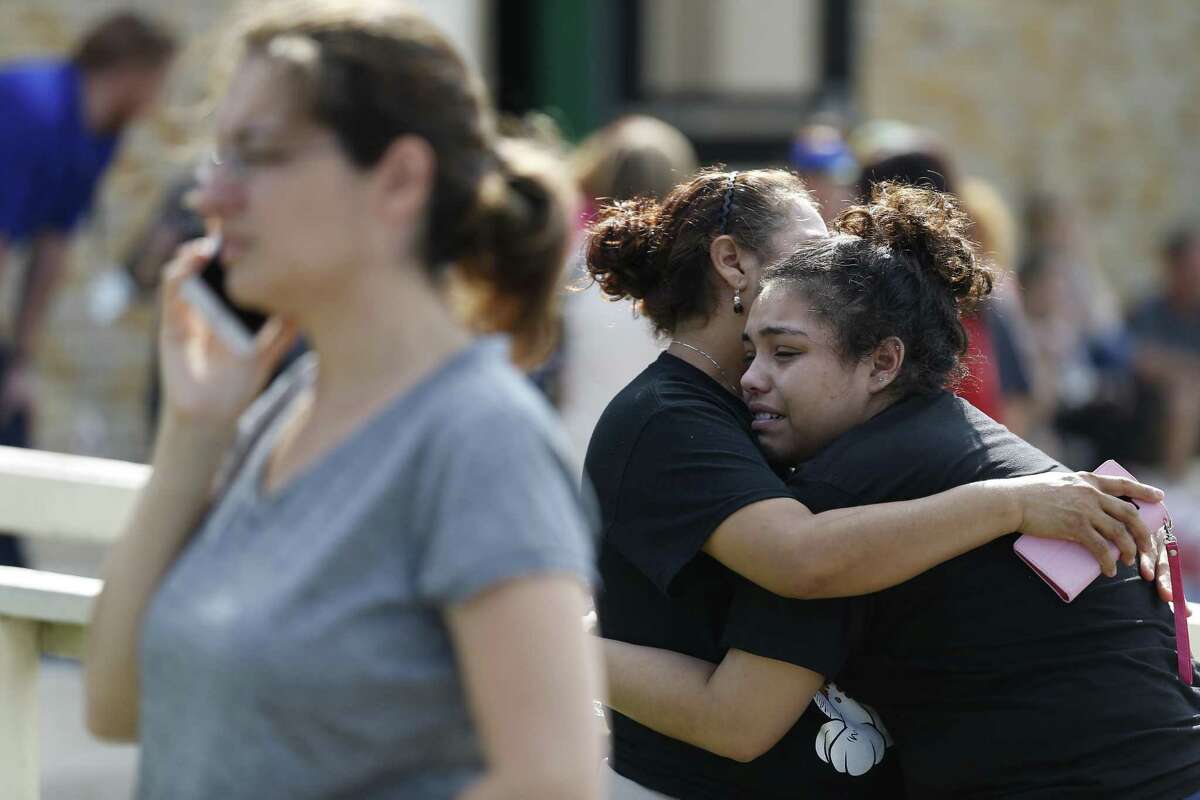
[558,115,697,465]
[1129,223,1200,481]
[122,168,205,427]
[788,122,856,225]
[0,10,175,567]
[84,3,603,798]
[856,140,1039,433]
[492,110,575,406]
[123,172,207,298]
[1024,192,1126,342]
[1020,192,1133,466]
[573,115,698,216]
[1019,246,1135,468]
[960,176,1048,439]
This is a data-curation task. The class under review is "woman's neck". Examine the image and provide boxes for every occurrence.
[668,314,747,396]
[863,391,903,424]
[297,267,472,417]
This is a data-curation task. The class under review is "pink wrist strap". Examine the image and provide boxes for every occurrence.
[1166,521,1193,685]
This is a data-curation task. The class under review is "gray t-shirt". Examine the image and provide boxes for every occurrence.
[137,339,596,799]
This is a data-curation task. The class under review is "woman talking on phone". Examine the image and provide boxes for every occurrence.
[83,3,602,798]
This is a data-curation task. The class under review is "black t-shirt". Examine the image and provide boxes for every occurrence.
[587,353,902,798]
[732,391,1200,799]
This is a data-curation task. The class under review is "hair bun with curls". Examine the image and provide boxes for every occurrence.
[837,182,993,313]
[585,197,665,303]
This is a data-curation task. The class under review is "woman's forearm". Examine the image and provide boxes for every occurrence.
[603,640,822,763]
[83,414,234,740]
[603,640,727,755]
[796,481,1021,597]
[706,482,1020,600]
[708,467,1162,600]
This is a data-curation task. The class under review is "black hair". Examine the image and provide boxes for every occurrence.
[763,182,993,396]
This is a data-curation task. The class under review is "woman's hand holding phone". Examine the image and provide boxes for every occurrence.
[159,238,298,430]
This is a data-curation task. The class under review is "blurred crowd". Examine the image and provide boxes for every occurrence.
[563,116,1200,489]
[3,10,1200,575]
[790,121,1200,486]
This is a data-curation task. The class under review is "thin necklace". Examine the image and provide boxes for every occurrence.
[671,340,740,396]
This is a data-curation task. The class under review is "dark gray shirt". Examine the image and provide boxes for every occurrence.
[1129,295,1200,355]
[137,339,596,799]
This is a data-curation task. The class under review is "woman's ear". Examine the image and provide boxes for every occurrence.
[709,234,749,293]
[868,336,905,393]
[372,134,436,226]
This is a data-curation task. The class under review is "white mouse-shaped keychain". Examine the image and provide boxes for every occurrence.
[812,682,893,777]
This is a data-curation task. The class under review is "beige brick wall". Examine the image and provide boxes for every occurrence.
[857,0,1200,298]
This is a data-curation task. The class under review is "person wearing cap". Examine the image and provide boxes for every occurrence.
[788,123,856,225]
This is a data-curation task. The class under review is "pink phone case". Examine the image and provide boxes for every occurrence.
[1013,460,1169,602]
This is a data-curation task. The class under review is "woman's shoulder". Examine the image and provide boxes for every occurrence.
[593,354,746,437]
[433,338,576,458]
[793,393,1060,505]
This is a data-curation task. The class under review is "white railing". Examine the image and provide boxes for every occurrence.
[0,567,99,799]
[0,445,143,800]
[1,444,1200,798]
[0,445,146,543]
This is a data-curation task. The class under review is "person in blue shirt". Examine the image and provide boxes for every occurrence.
[0,11,175,565]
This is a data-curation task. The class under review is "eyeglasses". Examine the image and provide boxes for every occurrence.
[196,136,338,184]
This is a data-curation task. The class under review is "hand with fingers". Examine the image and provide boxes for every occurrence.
[995,470,1165,581]
[1151,536,1193,612]
[159,237,298,430]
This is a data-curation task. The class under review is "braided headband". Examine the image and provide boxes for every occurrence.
[717,171,738,234]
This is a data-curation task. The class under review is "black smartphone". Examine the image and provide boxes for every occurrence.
[197,249,269,335]
[178,244,269,354]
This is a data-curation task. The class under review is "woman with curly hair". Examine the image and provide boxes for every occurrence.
[601,184,1200,799]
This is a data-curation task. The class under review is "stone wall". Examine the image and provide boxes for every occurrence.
[857,0,1200,297]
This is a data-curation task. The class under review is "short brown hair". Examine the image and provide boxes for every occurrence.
[73,12,176,74]
[573,115,698,203]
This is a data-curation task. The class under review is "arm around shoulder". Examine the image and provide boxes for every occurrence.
[703,483,1021,599]
[603,640,823,763]
[704,470,1160,599]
